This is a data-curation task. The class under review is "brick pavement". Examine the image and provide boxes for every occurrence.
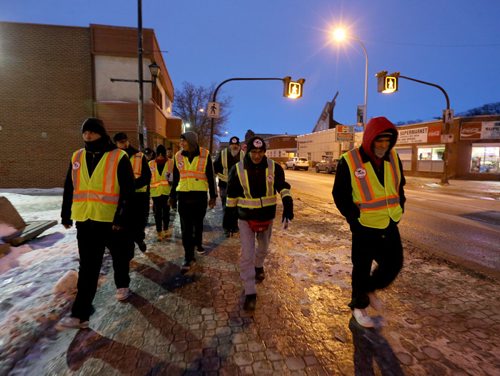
[9,191,500,375]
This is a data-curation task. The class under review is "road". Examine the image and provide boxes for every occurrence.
[285,169,500,278]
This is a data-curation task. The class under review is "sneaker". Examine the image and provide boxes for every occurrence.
[181,260,195,274]
[157,232,163,241]
[352,308,374,328]
[368,292,383,312]
[196,245,206,255]
[115,287,130,301]
[162,229,171,239]
[137,240,147,253]
[255,267,265,282]
[243,294,257,311]
[56,317,89,331]
[223,229,231,238]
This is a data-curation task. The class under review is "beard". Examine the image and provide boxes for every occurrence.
[230,149,240,157]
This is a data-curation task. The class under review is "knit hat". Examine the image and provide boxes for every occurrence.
[113,132,128,142]
[246,136,266,153]
[156,144,166,156]
[181,131,199,149]
[229,136,240,145]
[81,118,107,137]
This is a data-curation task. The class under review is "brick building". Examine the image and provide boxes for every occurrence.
[0,21,180,188]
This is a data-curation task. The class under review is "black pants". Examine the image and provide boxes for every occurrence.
[349,223,403,310]
[152,195,170,233]
[178,195,207,262]
[131,192,149,243]
[71,220,134,321]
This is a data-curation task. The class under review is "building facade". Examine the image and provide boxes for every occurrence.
[0,21,180,188]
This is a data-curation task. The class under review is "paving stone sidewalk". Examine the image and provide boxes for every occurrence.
[6,191,500,375]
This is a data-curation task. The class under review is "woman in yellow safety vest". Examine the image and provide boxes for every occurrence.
[149,145,174,241]
[168,131,217,274]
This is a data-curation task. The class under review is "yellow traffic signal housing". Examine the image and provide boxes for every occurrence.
[283,77,305,99]
[376,71,399,93]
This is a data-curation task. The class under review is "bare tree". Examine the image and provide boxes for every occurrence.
[173,82,231,149]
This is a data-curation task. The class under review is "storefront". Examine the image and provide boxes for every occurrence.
[394,115,500,180]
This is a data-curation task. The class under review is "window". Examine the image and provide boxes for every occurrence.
[470,144,500,174]
[417,145,444,172]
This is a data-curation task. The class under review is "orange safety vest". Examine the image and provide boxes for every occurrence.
[344,148,403,229]
[149,159,173,197]
[70,148,127,222]
[130,152,147,193]
[175,148,210,192]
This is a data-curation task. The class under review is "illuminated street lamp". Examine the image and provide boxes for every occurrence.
[332,27,369,127]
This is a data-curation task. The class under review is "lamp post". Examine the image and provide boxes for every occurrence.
[332,27,369,128]
[110,61,160,151]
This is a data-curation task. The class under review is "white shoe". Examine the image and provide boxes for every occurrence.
[368,292,384,312]
[56,317,89,331]
[352,308,375,328]
[115,287,130,301]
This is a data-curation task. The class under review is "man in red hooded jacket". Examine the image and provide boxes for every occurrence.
[333,117,406,328]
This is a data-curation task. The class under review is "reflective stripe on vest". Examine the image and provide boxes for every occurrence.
[71,148,126,222]
[344,148,402,229]
[175,148,209,192]
[232,159,277,209]
[131,152,147,193]
[217,148,244,182]
[149,159,173,197]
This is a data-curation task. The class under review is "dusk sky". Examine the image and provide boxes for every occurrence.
[2,0,499,140]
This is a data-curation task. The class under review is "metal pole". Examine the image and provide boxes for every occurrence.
[208,77,285,155]
[354,38,368,128]
[137,0,146,151]
[398,75,451,184]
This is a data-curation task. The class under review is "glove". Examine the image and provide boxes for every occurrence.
[168,197,177,210]
[282,196,294,222]
[223,207,238,231]
[208,197,216,209]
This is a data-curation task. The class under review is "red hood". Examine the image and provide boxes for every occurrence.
[361,117,398,161]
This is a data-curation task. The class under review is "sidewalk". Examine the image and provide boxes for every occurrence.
[3,191,500,375]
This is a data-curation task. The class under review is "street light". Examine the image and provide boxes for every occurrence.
[110,61,160,150]
[332,27,369,128]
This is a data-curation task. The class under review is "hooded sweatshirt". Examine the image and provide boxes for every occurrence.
[332,117,406,229]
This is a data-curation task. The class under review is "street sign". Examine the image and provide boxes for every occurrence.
[441,134,454,143]
[356,105,365,125]
[207,102,220,118]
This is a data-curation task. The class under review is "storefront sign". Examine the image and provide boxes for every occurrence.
[398,127,428,144]
[460,122,500,140]
[427,124,442,143]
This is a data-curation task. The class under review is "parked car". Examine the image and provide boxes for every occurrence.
[285,157,309,170]
[315,157,338,174]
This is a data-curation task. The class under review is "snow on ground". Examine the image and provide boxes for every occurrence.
[0,190,80,372]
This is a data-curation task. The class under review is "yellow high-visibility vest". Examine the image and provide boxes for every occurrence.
[344,148,403,229]
[149,159,173,197]
[226,159,291,209]
[130,152,147,193]
[71,148,128,222]
[175,148,209,192]
[217,148,245,182]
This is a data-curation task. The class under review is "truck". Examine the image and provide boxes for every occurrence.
[315,156,338,174]
[285,157,309,171]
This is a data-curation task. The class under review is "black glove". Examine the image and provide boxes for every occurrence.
[282,196,294,222]
[223,207,238,231]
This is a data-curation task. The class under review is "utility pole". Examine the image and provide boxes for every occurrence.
[137,0,147,150]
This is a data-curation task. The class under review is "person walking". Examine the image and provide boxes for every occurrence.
[213,136,245,237]
[149,144,174,241]
[168,131,216,273]
[58,118,135,330]
[333,116,406,328]
[223,136,294,311]
[113,132,151,252]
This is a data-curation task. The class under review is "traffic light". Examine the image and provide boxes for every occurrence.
[376,71,399,93]
[283,77,305,99]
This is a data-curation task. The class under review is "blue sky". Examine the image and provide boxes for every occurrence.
[1,0,499,140]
